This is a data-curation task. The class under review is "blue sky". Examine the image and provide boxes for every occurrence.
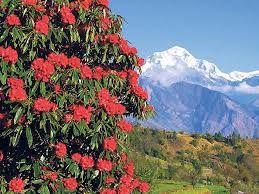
[110,0,259,73]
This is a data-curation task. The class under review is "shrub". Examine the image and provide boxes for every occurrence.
[0,0,154,193]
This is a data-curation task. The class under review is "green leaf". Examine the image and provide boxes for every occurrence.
[14,107,23,125]
[26,126,33,148]
[39,185,50,194]
[33,162,41,178]
[19,164,31,172]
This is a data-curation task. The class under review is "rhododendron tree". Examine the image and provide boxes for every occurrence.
[0,0,154,193]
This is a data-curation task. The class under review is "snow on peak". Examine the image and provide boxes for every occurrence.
[142,46,259,86]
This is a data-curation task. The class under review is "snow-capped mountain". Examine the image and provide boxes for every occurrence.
[140,46,259,137]
[142,46,259,87]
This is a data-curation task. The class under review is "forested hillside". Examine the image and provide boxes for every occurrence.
[128,126,259,193]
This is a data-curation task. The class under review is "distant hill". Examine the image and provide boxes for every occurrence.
[128,126,259,193]
[140,81,259,138]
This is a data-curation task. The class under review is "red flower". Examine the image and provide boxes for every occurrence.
[33,98,56,112]
[71,153,82,164]
[139,182,150,193]
[22,0,37,6]
[1,47,18,64]
[9,178,24,193]
[119,39,130,55]
[116,71,127,79]
[54,84,61,94]
[137,57,145,67]
[31,58,55,82]
[103,137,117,152]
[121,152,127,163]
[80,0,92,10]
[92,67,104,80]
[7,78,24,89]
[69,56,81,69]
[48,52,69,68]
[80,155,94,170]
[70,105,92,123]
[132,178,140,189]
[96,0,109,7]
[105,176,115,184]
[47,172,58,182]
[103,34,119,44]
[117,184,132,194]
[8,88,27,102]
[98,89,126,116]
[120,174,132,186]
[100,188,116,194]
[62,177,78,191]
[55,142,67,158]
[131,85,148,100]
[123,162,134,176]
[96,158,113,172]
[101,17,111,31]
[129,47,137,56]
[35,20,49,35]
[117,120,132,133]
[0,150,4,161]
[64,114,73,123]
[6,14,21,26]
[0,113,5,120]
[80,65,92,79]
[60,6,76,25]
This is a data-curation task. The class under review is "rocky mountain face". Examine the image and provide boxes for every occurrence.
[140,46,259,137]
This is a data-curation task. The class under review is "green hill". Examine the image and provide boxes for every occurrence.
[127,126,259,193]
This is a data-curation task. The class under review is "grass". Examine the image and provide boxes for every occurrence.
[151,181,229,194]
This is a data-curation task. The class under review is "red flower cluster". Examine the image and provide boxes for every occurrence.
[80,64,92,79]
[71,153,82,163]
[69,56,81,68]
[80,0,92,10]
[0,46,18,64]
[62,177,78,191]
[47,172,58,182]
[98,88,126,116]
[9,178,24,193]
[116,71,127,79]
[60,6,76,25]
[139,182,150,193]
[100,188,116,194]
[48,52,69,68]
[92,67,109,80]
[120,174,132,186]
[35,15,49,35]
[103,34,120,44]
[101,17,111,31]
[70,105,92,123]
[33,97,56,112]
[96,158,113,172]
[128,69,148,100]
[7,78,27,102]
[71,153,94,169]
[54,84,61,94]
[31,58,55,82]
[80,155,94,170]
[55,142,67,158]
[6,14,21,26]
[137,57,145,67]
[96,0,109,7]
[117,120,133,133]
[123,162,134,176]
[105,176,115,184]
[22,0,37,6]
[64,114,73,123]
[103,137,117,152]
[119,39,137,56]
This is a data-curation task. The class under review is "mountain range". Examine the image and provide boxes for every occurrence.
[140,46,259,137]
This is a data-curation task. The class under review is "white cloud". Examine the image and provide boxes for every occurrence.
[211,82,259,94]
